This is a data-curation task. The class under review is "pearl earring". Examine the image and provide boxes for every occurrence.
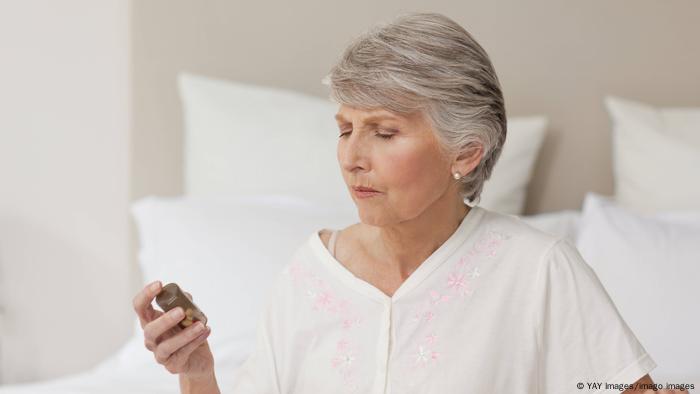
[453,172,461,180]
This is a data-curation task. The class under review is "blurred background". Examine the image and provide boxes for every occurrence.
[0,0,698,391]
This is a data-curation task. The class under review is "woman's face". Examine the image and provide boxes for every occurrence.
[335,104,459,226]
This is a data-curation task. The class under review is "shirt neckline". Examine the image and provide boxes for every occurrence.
[308,205,485,304]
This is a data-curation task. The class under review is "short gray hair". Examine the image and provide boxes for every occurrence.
[322,12,507,205]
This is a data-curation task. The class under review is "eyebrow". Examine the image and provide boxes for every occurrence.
[334,113,399,124]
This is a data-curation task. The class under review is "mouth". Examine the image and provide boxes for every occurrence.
[352,186,380,192]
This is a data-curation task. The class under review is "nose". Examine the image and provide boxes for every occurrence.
[338,131,371,175]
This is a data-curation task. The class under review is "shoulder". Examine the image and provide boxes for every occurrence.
[317,223,364,251]
[477,207,563,258]
[318,229,332,250]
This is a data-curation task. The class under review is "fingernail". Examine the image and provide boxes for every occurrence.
[171,307,184,319]
[150,281,161,291]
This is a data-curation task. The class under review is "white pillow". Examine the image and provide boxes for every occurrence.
[576,192,700,383]
[179,73,352,210]
[604,96,700,213]
[178,72,547,215]
[518,209,580,244]
[103,194,358,378]
[477,116,547,214]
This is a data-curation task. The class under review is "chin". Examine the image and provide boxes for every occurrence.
[356,208,394,227]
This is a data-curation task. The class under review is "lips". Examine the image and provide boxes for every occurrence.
[353,186,379,192]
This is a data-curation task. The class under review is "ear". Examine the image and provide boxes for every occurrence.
[452,143,483,176]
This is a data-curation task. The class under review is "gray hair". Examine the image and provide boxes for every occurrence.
[322,12,506,205]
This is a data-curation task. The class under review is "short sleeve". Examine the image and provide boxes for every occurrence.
[230,272,285,394]
[535,238,657,394]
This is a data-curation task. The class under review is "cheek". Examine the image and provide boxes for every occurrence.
[381,143,447,195]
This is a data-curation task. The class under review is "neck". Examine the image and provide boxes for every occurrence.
[364,195,471,280]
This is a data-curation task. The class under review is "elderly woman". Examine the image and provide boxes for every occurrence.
[132,12,673,394]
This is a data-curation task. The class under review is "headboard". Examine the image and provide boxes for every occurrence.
[130,0,700,213]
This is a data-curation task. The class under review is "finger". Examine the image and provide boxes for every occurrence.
[154,321,208,365]
[133,280,162,328]
[144,306,185,350]
[165,325,212,372]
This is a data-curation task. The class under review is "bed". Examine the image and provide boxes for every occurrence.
[2,193,697,392]
[3,2,699,389]
[0,205,584,393]
[1,76,697,391]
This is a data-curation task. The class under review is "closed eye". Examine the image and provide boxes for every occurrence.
[338,130,395,140]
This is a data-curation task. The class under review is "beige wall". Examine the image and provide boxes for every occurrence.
[131,0,700,213]
[0,0,131,383]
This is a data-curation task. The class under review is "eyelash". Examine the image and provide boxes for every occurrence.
[338,130,395,140]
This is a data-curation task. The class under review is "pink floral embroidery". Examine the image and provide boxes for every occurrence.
[404,228,511,377]
[412,308,436,323]
[312,290,335,312]
[414,344,440,365]
[284,228,511,391]
[284,259,363,393]
[330,336,360,392]
[331,298,350,315]
[472,230,510,257]
[342,316,362,329]
[429,290,451,305]
[288,260,306,284]
[446,271,470,296]
[424,310,435,322]
[332,337,357,370]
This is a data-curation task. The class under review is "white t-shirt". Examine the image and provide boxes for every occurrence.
[231,205,657,394]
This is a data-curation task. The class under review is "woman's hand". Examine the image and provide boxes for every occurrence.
[132,281,214,379]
